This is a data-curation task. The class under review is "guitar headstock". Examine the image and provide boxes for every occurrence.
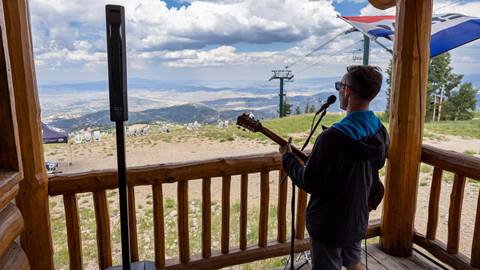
[236,113,262,132]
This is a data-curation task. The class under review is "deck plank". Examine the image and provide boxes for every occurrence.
[276,243,445,270]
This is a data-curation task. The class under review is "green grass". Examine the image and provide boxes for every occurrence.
[197,112,480,143]
[463,150,477,156]
[424,116,480,139]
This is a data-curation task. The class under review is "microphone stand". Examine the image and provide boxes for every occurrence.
[285,108,329,270]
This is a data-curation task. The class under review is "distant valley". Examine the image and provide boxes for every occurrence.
[40,75,480,131]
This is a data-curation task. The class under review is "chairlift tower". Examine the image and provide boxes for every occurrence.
[363,34,370,65]
[269,70,294,118]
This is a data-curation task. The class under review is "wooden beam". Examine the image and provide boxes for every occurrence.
[152,183,166,267]
[163,239,311,270]
[277,170,287,243]
[239,174,248,250]
[258,171,269,247]
[472,190,480,267]
[2,0,54,268]
[413,232,476,270]
[178,181,189,263]
[422,145,480,180]
[447,174,466,254]
[0,242,29,270]
[368,0,396,10]
[93,191,112,269]
[48,152,282,196]
[202,177,212,258]
[128,187,139,261]
[63,194,82,270]
[0,203,24,258]
[426,167,442,240]
[0,0,21,172]
[381,0,433,257]
[221,176,231,254]
[295,189,307,239]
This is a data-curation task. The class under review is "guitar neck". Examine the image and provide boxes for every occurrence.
[259,126,308,162]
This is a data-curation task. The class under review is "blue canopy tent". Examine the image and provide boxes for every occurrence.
[41,123,70,172]
[41,123,68,144]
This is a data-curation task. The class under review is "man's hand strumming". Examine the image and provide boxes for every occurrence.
[279,137,292,156]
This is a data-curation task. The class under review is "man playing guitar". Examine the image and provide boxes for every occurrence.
[279,65,389,270]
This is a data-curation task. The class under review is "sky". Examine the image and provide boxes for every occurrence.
[28,0,480,84]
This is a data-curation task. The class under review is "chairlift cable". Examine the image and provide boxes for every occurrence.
[435,0,464,12]
[284,30,350,69]
[294,39,363,75]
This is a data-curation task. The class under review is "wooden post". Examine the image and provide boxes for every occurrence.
[202,177,212,258]
[380,0,433,257]
[2,0,54,268]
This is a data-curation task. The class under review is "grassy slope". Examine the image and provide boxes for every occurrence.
[200,111,480,143]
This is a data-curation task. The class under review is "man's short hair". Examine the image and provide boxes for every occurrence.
[344,65,383,101]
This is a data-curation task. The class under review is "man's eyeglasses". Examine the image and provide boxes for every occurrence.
[335,81,357,92]
[335,81,345,91]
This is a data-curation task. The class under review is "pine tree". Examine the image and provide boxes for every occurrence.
[282,102,292,116]
[304,103,310,114]
[385,52,465,122]
[295,106,301,115]
[443,82,478,121]
[427,53,463,121]
[309,104,316,113]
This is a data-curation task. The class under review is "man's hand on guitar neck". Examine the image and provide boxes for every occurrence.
[279,137,292,156]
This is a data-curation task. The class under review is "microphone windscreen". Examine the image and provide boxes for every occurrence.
[327,95,337,105]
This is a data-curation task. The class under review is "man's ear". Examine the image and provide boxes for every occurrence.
[344,86,353,98]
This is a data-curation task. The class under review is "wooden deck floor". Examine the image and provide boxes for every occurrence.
[280,244,447,270]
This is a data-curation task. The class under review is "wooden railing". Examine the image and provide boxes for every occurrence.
[48,152,381,269]
[414,145,480,270]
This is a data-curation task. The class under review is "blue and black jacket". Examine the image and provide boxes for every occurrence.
[282,111,389,247]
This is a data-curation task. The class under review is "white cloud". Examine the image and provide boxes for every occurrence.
[29,0,354,80]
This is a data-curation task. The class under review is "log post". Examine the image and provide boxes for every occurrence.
[2,0,54,268]
[380,0,433,257]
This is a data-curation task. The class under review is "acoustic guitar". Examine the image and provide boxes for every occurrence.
[236,113,384,211]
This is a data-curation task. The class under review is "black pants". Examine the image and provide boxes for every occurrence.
[310,238,361,270]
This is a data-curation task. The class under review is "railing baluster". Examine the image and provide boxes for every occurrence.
[202,177,211,258]
[93,191,112,269]
[63,194,82,270]
[127,186,139,261]
[447,174,466,254]
[277,170,287,243]
[426,167,443,240]
[222,176,231,254]
[152,183,165,267]
[296,189,308,239]
[471,188,480,267]
[178,180,190,263]
[259,171,269,247]
[239,174,248,250]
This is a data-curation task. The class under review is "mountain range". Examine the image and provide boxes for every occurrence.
[41,75,480,131]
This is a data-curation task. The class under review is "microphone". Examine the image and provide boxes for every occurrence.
[315,95,337,115]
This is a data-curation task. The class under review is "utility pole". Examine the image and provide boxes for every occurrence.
[269,70,294,118]
[363,34,370,65]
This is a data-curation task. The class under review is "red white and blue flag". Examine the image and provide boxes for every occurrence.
[340,14,480,58]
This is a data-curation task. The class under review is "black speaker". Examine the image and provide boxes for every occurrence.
[106,5,128,122]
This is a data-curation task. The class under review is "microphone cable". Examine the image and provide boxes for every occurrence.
[281,107,331,270]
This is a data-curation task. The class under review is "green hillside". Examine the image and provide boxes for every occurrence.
[199,112,480,145]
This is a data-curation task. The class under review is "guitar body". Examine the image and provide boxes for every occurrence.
[236,113,384,212]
